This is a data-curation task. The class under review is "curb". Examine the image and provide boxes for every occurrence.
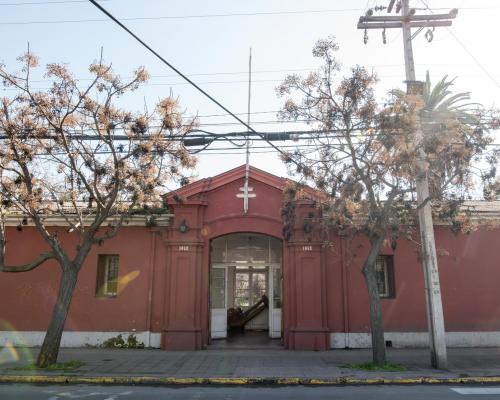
[2,375,500,386]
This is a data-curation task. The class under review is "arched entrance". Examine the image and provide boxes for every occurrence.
[162,165,329,350]
[209,233,282,343]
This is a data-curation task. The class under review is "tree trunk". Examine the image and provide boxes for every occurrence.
[36,268,78,367]
[361,235,386,367]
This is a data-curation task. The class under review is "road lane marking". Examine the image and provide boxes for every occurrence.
[451,387,500,395]
[44,389,132,399]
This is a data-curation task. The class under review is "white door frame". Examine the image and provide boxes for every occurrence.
[210,262,282,339]
[210,265,228,339]
[268,263,282,339]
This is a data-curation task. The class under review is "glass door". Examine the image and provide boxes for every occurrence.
[234,267,268,330]
[210,266,227,339]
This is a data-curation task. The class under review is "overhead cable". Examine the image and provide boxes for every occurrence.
[87,0,292,159]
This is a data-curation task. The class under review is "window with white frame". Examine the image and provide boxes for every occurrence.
[375,255,395,298]
[95,255,119,298]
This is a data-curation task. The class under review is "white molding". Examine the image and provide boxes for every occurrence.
[0,331,161,348]
[331,332,500,348]
[5,330,500,349]
[4,214,171,227]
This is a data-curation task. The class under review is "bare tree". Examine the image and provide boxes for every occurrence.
[277,37,499,366]
[0,52,197,367]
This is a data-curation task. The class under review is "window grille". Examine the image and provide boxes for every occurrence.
[376,255,395,298]
[96,255,119,298]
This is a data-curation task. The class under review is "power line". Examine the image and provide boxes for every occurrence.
[1,8,369,25]
[4,117,495,133]
[185,108,500,121]
[4,126,498,143]
[5,71,498,93]
[26,67,316,82]
[446,29,500,90]
[20,63,486,85]
[87,0,295,160]
[28,140,500,159]
[2,0,496,9]
[0,78,283,90]
[0,0,107,5]
[2,4,496,22]
[190,110,279,119]
[419,0,500,90]
[190,141,500,150]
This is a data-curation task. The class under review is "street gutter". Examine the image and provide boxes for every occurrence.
[2,375,500,386]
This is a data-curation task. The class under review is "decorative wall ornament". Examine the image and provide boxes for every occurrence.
[178,219,190,233]
[302,219,313,234]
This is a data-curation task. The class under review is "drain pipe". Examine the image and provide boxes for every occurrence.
[145,230,158,347]
[340,236,350,348]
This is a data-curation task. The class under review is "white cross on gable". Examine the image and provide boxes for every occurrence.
[236,183,256,214]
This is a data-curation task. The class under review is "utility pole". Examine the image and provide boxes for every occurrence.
[357,0,457,369]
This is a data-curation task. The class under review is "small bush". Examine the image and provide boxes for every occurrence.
[102,334,145,349]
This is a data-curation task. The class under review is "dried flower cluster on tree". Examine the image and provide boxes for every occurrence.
[277,37,499,366]
[0,52,197,367]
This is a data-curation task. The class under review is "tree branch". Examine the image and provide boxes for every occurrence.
[0,251,55,272]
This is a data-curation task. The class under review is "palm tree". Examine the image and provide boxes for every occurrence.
[422,71,482,128]
[392,72,484,196]
[392,71,479,118]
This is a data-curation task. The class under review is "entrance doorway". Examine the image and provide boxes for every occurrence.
[209,233,282,343]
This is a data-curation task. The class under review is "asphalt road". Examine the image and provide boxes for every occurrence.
[2,385,500,399]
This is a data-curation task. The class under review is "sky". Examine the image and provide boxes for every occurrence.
[1,0,499,182]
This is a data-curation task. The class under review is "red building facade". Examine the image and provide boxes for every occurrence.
[1,165,500,350]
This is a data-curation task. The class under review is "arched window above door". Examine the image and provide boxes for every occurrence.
[211,233,281,265]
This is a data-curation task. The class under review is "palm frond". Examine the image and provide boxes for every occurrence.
[436,93,472,111]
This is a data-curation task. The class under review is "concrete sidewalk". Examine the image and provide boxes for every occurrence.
[1,347,500,385]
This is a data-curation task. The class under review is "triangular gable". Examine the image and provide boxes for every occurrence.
[164,165,289,202]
